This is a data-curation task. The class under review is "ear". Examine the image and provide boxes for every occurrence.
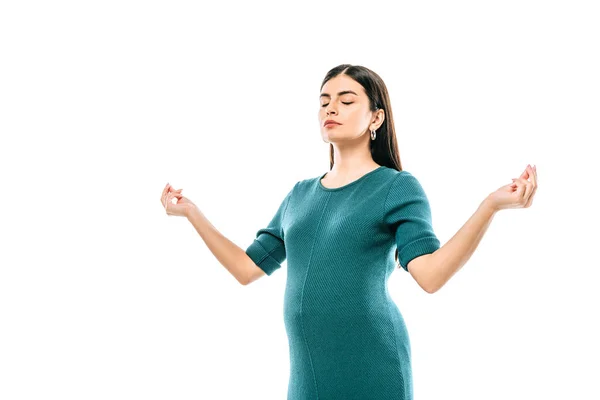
[373,108,385,127]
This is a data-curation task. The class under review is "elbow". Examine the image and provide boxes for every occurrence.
[409,255,439,294]
[423,276,440,294]
[417,279,435,294]
[425,278,446,294]
[425,284,438,294]
[236,268,249,286]
[424,277,442,294]
[424,254,443,294]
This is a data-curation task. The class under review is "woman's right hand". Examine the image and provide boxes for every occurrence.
[161,183,197,218]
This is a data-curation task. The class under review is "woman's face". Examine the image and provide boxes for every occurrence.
[318,74,379,144]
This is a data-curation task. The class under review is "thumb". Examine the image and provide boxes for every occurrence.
[519,169,530,179]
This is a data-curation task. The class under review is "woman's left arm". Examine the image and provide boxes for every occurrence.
[416,164,538,294]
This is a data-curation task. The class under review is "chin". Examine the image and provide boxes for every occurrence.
[322,130,344,140]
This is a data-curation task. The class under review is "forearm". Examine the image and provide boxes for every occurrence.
[427,197,497,293]
[185,205,251,285]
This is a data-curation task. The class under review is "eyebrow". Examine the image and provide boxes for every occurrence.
[319,90,358,99]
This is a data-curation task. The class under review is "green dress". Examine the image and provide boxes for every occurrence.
[245,165,441,400]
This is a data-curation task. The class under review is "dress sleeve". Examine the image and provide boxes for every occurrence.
[245,182,296,276]
[383,171,441,272]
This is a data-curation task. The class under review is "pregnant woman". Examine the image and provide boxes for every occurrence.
[160,64,538,400]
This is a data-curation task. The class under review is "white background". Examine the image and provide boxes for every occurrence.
[1,1,598,399]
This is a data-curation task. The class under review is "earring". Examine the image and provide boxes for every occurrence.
[371,129,376,140]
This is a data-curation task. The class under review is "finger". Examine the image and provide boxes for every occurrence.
[516,180,526,200]
[525,188,535,207]
[165,193,176,213]
[525,164,535,193]
[525,165,537,207]
[161,184,170,206]
[162,185,183,208]
[523,178,533,204]
[520,168,529,179]
[162,183,179,201]
[511,178,524,199]
[525,164,537,184]
[514,177,531,204]
[525,165,534,181]
[167,192,182,203]
[521,163,534,179]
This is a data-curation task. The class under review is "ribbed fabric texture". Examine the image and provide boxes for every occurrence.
[245,166,441,400]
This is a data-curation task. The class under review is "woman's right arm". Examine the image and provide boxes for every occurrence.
[185,205,265,286]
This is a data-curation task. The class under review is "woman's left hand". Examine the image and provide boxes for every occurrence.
[161,183,196,218]
[486,164,538,212]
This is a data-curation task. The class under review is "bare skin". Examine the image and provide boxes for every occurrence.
[159,74,390,285]
[318,74,385,188]
[161,72,539,289]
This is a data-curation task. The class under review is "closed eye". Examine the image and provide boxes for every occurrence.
[321,102,353,107]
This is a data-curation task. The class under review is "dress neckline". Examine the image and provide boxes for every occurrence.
[318,166,386,192]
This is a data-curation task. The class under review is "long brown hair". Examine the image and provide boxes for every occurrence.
[320,64,404,269]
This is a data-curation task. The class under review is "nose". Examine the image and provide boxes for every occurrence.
[325,105,337,115]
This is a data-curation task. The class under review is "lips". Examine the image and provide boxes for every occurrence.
[324,120,341,127]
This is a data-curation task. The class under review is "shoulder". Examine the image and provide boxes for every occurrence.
[384,169,432,209]
[386,169,427,191]
[384,169,419,194]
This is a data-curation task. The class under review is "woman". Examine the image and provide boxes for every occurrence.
[160,64,538,400]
